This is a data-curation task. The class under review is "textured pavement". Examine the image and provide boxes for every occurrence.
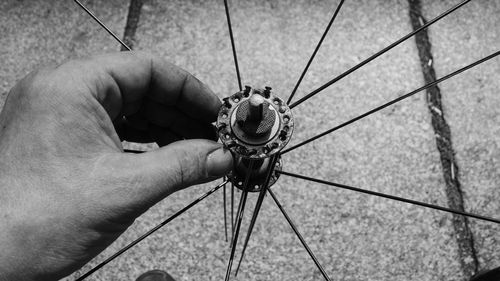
[1,0,499,281]
[422,0,500,274]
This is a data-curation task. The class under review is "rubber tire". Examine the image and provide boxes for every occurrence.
[470,267,500,281]
[135,269,177,281]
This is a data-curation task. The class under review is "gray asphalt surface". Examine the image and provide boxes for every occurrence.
[1,0,499,281]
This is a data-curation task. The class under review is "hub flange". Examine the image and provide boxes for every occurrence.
[217,86,294,159]
[217,86,294,191]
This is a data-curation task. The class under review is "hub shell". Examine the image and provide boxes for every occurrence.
[228,157,282,192]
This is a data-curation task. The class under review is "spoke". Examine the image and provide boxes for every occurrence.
[234,188,266,276]
[75,180,228,281]
[73,0,131,51]
[225,161,255,281]
[223,0,243,91]
[268,189,332,281]
[231,182,235,244]
[278,170,500,224]
[235,155,279,276]
[223,177,228,242]
[230,184,245,249]
[289,0,472,109]
[282,49,500,155]
[286,0,346,105]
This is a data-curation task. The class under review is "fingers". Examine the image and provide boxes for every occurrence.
[69,51,221,122]
[141,99,217,140]
[101,139,233,209]
[148,124,182,146]
[62,51,222,146]
[146,64,220,122]
[115,102,217,146]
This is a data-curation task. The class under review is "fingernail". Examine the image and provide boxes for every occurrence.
[207,146,233,177]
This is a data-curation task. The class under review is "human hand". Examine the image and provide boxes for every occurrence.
[0,52,232,281]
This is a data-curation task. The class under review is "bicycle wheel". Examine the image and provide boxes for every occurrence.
[1,0,499,281]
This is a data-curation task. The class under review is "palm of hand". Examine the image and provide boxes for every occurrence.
[0,52,232,281]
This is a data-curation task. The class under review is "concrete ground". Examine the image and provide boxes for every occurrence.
[422,0,500,273]
[0,0,499,280]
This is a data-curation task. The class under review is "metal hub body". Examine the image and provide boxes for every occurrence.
[217,86,294,191]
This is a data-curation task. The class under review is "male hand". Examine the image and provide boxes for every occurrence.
[0,52,233,281]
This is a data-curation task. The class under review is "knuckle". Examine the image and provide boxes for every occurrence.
[131,50,153,60]
[14,59,89,104]
[128,50,155,70]
[15,65,56,100]
[171,144,205,188]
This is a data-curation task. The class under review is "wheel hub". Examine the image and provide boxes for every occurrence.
[217,86,294,191]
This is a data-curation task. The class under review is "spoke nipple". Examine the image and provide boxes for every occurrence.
[237,145,248,155]
[263,86,272,98]
[244,85,252,97]
[279,130,287,141]
[223,97,232,108]
[217,123,227,131]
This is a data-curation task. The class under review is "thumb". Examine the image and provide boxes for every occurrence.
[107,139,233,208]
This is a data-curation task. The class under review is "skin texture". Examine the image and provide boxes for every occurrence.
[0,51,233,281]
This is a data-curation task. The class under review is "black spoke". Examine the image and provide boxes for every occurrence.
[223,177,228,242]
[289,0,472,109]
[268,189,332,281]
[235,155,279,276]
[282,49,500,155]
[234,188,266,276]
[231,182,235,245]
[286,0,346,105]
[223,0,243,91]
[225,161,254,281]
[230,184,245,249]
[75,180,228,281]
[278,170,500,225]
[73,0,131,51]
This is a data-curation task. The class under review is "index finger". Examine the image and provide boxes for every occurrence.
[73,51,221,122]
